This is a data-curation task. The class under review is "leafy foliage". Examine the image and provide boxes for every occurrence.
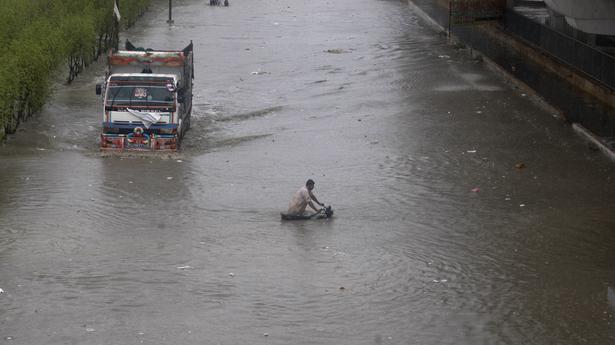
[0,0,151,139]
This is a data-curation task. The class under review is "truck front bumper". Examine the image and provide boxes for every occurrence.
[100,133,178,151]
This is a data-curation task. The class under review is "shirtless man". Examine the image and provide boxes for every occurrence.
[287,179,324,215]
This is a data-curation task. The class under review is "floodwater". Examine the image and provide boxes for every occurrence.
[1,0,615,344]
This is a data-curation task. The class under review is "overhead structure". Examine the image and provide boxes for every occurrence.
[544,0,615,35]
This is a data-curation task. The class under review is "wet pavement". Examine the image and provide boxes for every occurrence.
[1,0,615,344]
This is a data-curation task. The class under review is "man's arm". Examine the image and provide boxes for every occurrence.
[309,191,324,207]
[308,201,319,212]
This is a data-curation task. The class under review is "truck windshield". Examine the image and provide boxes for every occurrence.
[106,79,175,110]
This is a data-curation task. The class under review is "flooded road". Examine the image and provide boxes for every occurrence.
[2,0,615,343]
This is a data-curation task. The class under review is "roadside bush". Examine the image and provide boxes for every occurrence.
[0,0,151,141]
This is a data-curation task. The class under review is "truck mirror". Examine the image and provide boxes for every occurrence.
[95,84,102,95]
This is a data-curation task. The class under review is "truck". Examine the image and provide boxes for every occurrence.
[96,40,194,151]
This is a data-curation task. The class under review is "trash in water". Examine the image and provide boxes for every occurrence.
[339,286,345,290]
[229,272,235,277]
[471,188,480,193]
[467,150,477,153]
[0,288,4,294]
[264,333,269,337]
[514,162,526,170]
[438,55,450,59]
[177,266,193,270]
[325,49,345,54]
[166,177,174,180]
[520,204,526,207]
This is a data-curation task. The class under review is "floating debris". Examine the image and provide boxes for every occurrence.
[514,162,526,170]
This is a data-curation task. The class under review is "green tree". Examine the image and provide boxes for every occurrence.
[0,0,151,140]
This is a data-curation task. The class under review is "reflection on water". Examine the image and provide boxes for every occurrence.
[1,0,615,344]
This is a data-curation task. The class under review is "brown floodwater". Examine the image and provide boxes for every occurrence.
[1,0,615,344]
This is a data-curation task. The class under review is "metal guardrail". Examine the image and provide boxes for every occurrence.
[503,10,615,91]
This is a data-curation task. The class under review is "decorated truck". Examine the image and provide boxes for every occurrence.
[96,40,194,151]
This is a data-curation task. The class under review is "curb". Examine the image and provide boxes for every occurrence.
[572,123,615,162]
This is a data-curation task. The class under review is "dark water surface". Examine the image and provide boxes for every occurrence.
[1,0,615,344]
